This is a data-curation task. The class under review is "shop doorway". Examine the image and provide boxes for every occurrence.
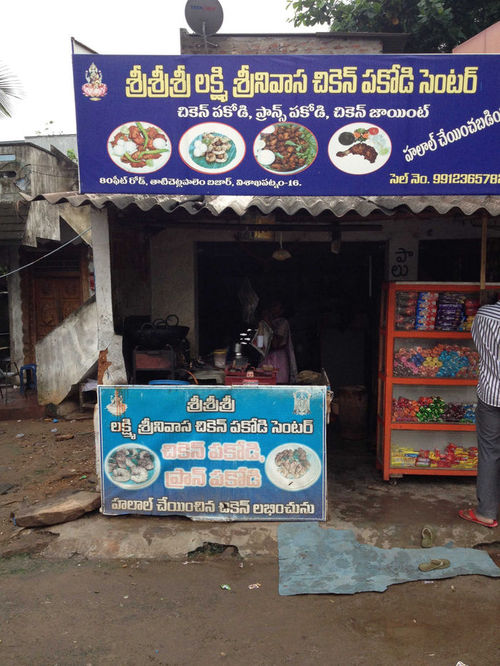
[197,240,386,398]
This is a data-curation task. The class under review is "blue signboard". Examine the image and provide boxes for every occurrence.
[98,385,327,520]
[73,54,500,196]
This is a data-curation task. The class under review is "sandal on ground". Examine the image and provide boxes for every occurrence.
[421,525,435,548]
[458,508,498,528]
[418,558,450,572]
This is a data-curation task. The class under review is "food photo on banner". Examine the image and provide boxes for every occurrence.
[98,385,327,520]
[72,53,500,196]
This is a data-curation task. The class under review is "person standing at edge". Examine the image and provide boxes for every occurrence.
[459,297,500,528]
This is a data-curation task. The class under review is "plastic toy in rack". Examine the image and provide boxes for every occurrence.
[435,292,466,331]
[395,291,418,330]
[458,296,480,332]
[391,443,478,469]
[392,395,476,423]
[394,290,479,333]
[415,291,439,331]
[393,343,479,378]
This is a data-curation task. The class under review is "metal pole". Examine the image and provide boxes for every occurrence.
[202,21,208,53]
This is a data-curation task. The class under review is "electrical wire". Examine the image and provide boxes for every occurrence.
[0,227,91,279]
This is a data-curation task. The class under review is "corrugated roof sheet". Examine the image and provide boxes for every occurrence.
[27,192,500,218]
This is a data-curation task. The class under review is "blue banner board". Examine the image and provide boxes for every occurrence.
[73,54,500,196]
[98,385,327,520]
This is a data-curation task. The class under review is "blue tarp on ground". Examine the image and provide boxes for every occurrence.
[278,522,500,595]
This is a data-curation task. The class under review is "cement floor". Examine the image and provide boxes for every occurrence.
[34,433,498,562]
[1,393,496,562]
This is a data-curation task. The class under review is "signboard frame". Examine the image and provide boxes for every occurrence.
[73,53,500,196]
[98,384,327,521]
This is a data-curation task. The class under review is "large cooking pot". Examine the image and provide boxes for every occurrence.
[135,315,189,349]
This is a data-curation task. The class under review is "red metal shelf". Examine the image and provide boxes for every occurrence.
[393,330,472,339]
[390,423,476,431]
[391,377,477,386]
[377,281,499,481]
[387,467,477,477]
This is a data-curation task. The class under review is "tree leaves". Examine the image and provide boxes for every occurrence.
[286,0,500,52]
[0,61,23,118]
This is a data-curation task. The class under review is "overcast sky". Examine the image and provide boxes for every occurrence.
[0,0,319,141]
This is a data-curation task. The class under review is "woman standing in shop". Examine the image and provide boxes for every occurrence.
[258,300,297,384]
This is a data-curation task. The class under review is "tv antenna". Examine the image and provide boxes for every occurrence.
[185,0,224,51]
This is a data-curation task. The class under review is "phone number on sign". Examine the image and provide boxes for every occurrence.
[433,173,500,184]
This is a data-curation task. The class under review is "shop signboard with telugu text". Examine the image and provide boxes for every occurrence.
[98,385,327,520]
[73,54,500,196]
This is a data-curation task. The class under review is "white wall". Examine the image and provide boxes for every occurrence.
[150,226,331,356]
[150,215,500,356]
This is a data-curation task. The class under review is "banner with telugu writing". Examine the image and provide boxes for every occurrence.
[98,385,327,520]
[73,54,500,196]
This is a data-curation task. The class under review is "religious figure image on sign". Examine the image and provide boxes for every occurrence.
[106,390,127,416]
[107,121,172,173]
[179,122,245,174]
[328,123,391,175]
[265,444,322,491]
[254,122,318,175]
[105,444,161,490]
[82,62,107,100]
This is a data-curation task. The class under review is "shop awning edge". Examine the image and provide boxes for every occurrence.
[22,192,500,219]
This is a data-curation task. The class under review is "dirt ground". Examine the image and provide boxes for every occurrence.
[1,554,499,665]
[0,413,97,556]
[1,414,499,665]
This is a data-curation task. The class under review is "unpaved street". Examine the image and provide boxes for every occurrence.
[1,415,499,665]
[0,415,96,556]
[1,554,499,666]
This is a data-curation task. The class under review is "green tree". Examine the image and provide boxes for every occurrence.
[287,0,500,53]
[0,61,22,118]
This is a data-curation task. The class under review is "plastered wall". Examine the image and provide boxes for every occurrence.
[150,216,500,357]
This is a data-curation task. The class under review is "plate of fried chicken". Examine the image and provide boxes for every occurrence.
[328,123,391,175]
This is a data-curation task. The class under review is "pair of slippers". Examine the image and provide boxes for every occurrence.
[458,508,498,528]
[418,526,449,572]
[418,511,498,573]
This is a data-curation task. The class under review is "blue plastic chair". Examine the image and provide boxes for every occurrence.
[19,364,37,394]
[148,379,189,385]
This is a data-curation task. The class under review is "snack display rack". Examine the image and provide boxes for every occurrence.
[377,282,499,481]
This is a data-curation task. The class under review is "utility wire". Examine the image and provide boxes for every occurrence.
[0,227,91,280]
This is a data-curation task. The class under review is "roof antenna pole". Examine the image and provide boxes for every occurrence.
[201,20,218,51]
[202,20,208,53]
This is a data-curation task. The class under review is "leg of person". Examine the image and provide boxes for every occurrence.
[476,398,500,521]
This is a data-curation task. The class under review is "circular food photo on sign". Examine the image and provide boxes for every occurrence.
[254,122,318,175]
[328,123,391,175]
[107,121,172,173]
[179,122,245,174]
[265,444,322,492]
[105,444,161,490]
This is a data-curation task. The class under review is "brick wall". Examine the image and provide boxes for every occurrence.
[180,29,384,55]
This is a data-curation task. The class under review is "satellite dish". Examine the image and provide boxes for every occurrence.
[185,0,224,36]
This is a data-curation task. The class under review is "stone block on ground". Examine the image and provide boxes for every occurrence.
[56,400,80,417]
[14,490,101,527]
